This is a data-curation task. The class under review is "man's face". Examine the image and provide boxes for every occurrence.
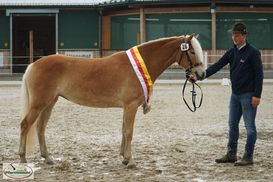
[232,32,246,46]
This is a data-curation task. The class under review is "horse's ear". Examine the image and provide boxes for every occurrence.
[195,34,199,39]
[188,34,195,41]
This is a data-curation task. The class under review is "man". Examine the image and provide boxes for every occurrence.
[205,22,263,166]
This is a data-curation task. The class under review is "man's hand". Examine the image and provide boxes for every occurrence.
[188,75,196,83]
[252,96,261,108]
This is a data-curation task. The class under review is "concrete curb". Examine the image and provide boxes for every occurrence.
[0,81,22,87]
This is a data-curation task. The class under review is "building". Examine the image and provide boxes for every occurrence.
[0,0,273,74]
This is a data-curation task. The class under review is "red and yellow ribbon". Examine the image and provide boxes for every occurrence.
[126,46,153,103]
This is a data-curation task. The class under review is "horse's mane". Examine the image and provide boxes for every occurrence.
[139,35,203,64]
[140,36,177,47]
[189,36,204,64]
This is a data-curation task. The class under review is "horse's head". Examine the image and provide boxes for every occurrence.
[177,34,205,80]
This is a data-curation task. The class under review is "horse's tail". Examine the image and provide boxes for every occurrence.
[21,64,37,153]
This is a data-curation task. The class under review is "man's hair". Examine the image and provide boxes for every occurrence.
[232,23,247,34]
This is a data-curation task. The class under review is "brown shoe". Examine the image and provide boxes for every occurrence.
[215,154,237,163]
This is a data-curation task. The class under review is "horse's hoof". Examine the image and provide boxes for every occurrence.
[20,157,27,163]
[127,163,136,169]
[46,160,54,165]
[122,159,129,165]
[20,159,27,163]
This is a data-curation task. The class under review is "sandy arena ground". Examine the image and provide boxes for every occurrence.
[0,82,273,181]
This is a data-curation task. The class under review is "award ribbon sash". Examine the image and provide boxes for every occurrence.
[126,46,153,103]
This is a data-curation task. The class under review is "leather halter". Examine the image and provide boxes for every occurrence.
[178,42,203,76]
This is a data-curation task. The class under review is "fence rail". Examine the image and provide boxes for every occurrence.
[1,51,273,74]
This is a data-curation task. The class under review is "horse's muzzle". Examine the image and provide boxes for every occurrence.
[195,71,206,81]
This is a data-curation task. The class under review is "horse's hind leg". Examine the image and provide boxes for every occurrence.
[121,105,138,169]
[36,100,57,164]
[19,106,43,163]
[120,121,125,157]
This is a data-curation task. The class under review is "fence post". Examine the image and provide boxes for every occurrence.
[204,51,208,69]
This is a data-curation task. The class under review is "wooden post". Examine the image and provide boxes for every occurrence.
[102,16,111,50]
[29,30,34,64]
[140,7,146,44]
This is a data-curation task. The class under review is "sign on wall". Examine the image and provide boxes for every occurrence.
[64,51,93,58]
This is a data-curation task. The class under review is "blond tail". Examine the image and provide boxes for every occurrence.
[21,64,37,154]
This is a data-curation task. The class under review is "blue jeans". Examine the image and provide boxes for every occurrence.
[228,92,257,156]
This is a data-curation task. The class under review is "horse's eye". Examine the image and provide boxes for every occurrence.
[190,51,195,55]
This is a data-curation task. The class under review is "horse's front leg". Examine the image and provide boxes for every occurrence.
[121,105,138,169]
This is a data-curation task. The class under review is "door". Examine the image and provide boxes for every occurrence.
[12,15,55,73]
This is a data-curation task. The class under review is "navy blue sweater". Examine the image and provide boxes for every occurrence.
[206,42,263,98]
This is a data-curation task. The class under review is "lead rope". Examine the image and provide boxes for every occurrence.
[182,77,203,112]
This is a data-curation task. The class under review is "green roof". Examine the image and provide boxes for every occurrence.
[0,0,272,7]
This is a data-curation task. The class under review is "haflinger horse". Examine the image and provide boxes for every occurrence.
[19,34,205,168]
